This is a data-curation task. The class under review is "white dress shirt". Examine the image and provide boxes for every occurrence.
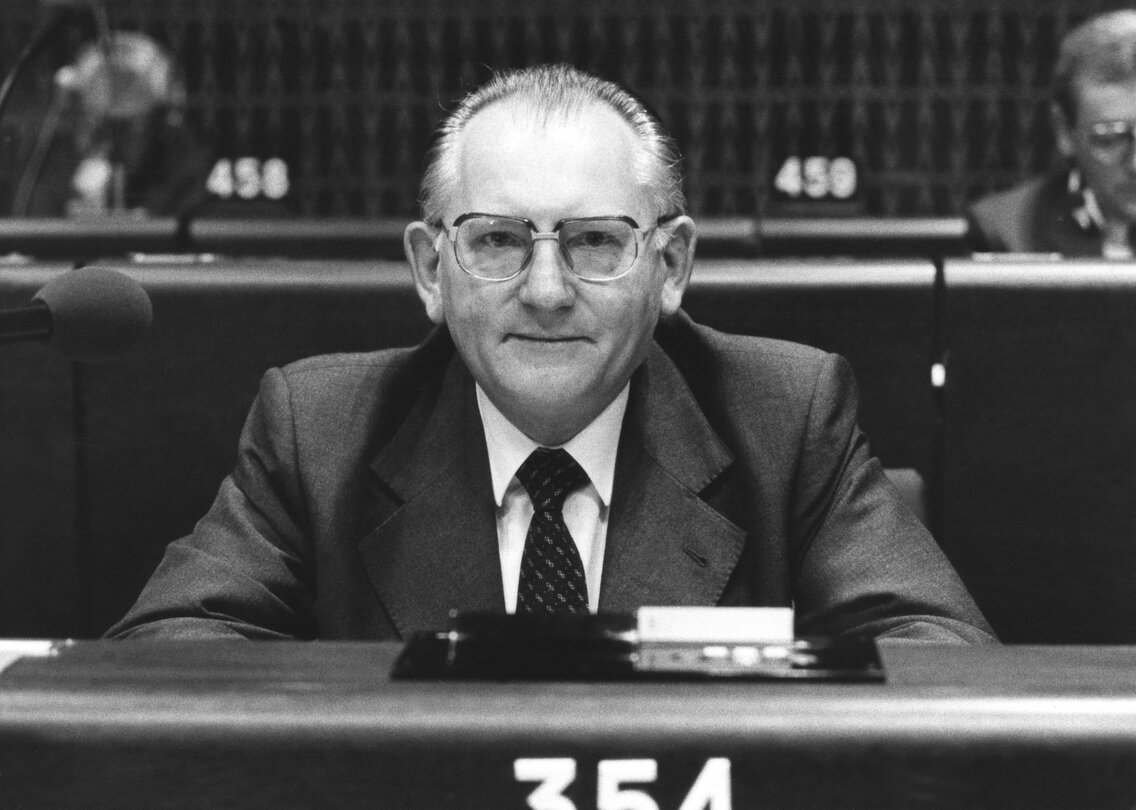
[475,384,628,612]
[1080,186,1134,260]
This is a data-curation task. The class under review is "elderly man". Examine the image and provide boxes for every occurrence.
[109,64,993,642]
[969,10,1136,257]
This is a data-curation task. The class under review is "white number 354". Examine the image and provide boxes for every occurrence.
[514,757,731,810]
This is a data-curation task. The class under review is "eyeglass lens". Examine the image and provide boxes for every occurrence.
[455,216,637,279]
[1088,121,1136,159]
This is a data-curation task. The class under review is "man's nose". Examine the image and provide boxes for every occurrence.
[517,234,576,309]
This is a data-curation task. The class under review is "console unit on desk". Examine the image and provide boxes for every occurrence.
[941,259,1136,643]
[1,642,1136,809]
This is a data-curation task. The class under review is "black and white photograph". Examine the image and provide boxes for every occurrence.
[0,1,1134,807]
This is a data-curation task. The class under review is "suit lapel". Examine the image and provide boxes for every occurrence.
[1031,173,1107,257]
[358,356,504,637]
[599,342,746,611]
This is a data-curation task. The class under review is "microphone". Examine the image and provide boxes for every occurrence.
[0,266,152,359]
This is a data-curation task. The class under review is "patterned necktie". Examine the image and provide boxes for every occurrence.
[515,447,590,614]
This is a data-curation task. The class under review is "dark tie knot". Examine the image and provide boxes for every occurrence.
[516,447,588,511]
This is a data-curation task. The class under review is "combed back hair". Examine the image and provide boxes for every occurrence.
[1054,10,1136,123]
[418,63,686,224]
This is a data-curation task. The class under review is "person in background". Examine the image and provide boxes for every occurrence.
[968,10,1136,257]
[107,64,994,644]
[11,31,214,218]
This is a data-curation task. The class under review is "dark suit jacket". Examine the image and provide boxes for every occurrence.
[967,170,1109,256]
[107,312,994,642]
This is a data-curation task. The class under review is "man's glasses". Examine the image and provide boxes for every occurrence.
[436,213,660,282]
[1087,120,1136,162]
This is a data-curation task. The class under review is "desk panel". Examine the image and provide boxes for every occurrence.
[941,259,1136,643]
[0,264,82,637]
[1,643,1135,809]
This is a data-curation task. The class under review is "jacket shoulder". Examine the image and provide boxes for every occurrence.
[280,343,431,382]
[970,175,1047,217]
[967,175,1052,252]
[657,312,835,388]
[257,331,456,452]
[653,312,849,450]
[277,326,454,394]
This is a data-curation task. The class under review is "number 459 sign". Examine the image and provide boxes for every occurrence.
[515,757,731,810]
[773,155,858,201]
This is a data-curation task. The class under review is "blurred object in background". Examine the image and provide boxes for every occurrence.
[11,30,215,219]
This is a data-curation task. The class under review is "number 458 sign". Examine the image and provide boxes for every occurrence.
[206,157,291,201]
[515,757,731,810]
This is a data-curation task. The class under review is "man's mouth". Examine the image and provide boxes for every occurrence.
[509,334,585,343]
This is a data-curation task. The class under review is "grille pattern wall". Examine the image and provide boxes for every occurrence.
[0,0,1129,218]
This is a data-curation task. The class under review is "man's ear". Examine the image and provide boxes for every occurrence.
[657,215,696,317]
[405,221,446,324]
[1052,102,1076,162]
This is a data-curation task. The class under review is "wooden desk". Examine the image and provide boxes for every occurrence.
[2,642,1135,809]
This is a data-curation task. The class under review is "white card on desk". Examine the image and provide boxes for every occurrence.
[0,639,62,674]
[637,606,794,643]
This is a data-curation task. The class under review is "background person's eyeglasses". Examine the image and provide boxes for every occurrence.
[436,213,660,282]
[1087,120,1136,162]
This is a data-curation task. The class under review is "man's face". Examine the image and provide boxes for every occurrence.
[1057,78,1136,223]
[407,100,693,445]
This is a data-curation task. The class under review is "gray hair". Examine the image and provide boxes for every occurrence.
[1054,10,1136,123]
[418,64,685,224]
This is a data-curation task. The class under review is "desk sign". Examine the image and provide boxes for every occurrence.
[637,606,799,675]
[515,756,731,810]
[637,606,793,642]
[392,608,883,681]
[0,639,65,674]
[768,154,864,218]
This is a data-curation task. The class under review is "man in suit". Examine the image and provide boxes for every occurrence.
[108,64,993,642]
[969,10,1136,257]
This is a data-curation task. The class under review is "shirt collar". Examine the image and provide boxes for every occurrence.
[1079,186,1134,259]
[475,384,628,508]
[1079,184,1106,232]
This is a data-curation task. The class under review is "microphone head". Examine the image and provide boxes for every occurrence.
[34,267,152,360]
